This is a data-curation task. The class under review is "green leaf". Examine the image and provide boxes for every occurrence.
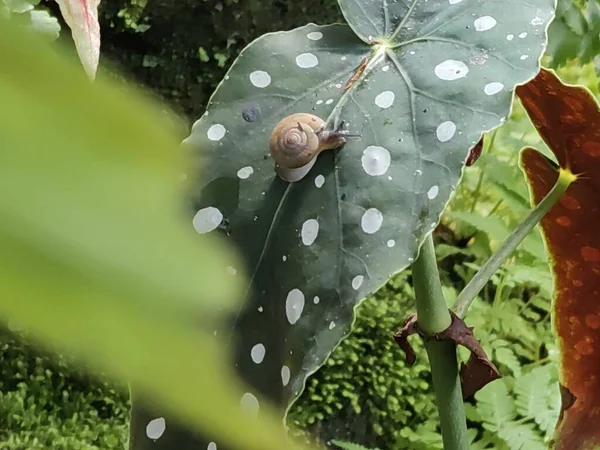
[514,365,552,419]
[179,0,554,441]
[331,440,379,450]
[546,0,600,67]
[475,379,517,433]
[0,17,311,450]
[447,211,546,261]
[29,9,60,40]
[498,424,546,450]
[495,347,521,377]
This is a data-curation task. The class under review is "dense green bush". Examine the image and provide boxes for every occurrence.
[288,272,438,449]
[0,328,129,450]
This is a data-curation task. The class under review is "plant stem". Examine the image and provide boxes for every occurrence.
[452,168,575,319]
[413,234,469,450]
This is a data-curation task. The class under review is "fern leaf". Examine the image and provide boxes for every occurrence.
[537,377,561,437]
[330,440,379,450]
[498,423,546,450]
[475,379,517,432]
[471,431,510,450]
[514,366,550,418]
[495,347,522,377]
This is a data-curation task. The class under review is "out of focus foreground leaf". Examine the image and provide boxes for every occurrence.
[0,18,312,450]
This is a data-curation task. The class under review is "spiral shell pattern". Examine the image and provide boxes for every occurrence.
[269,113,324,169]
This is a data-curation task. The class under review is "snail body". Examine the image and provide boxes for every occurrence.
[269,113,356,182]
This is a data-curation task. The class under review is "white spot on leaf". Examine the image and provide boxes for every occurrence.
[427,185,439,200]
[249,70,271,88]
[226,266,237,276]
[208,443,217,450]
[296,53,318,68]
[301,219,319,246]
[281,365,291,386]
[251,344,266,364]
[449,0,463,3]
[207,124,225,141]
[325,98,334,105]
[313,296,320,304]
[314,175,325,188]
[375,91,395,108]
[307,31,323,40]
[237,166,254,179]
[519,32,527,38]
[146,418,166,440]
[241,393,259,416]
[507,34,514,40]
[531,17,544,26]
[193,207,223,234]
[434,60,468,81]
[382,65,390,72]
[436,121,456,142]
[361,145,391,176]
[387,239,395,248]
[352,275,364,290]
[520,55,529,60]
[286,289,305,325]
[484,82,504,96]
[474,16,497,31]
[361,208,383,234]
[329,321,336,330]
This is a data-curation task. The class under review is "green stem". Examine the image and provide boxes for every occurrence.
[412,234,469,450]
[452,168,575,319]
[469,170,485,213]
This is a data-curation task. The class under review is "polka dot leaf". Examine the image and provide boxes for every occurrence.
[518,68,600,450]
[170,1,554,446]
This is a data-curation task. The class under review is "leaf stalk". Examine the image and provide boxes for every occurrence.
[412,234,469,450]
[452,167,576,319]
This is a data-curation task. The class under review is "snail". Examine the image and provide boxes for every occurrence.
[269,113,359,182]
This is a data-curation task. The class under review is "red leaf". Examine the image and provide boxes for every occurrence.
[54,0,101,79]
[466,137,484,167]
[517,68,600,450]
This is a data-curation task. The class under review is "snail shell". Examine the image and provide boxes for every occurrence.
[269,113,350,182]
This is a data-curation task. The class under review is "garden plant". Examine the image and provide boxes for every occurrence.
[3,0,600,450]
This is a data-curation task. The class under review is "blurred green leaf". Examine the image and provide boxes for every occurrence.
[0,17,313,450]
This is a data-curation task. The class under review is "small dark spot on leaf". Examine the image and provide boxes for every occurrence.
[341,193,347,201]
[242,103,261,123]
[466,137,484,166]
[423,108,428,113]
[218,217,231,233]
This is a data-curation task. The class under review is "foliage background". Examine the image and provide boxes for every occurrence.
[2,0,600,449]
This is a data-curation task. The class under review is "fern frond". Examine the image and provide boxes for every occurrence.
[495,347,522,377]
[514,366,550,418]
[498,423,546,450]
[471,430,510,450]
[537,377,561,436]
[330,440,379,450]
[475,379,517,432]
